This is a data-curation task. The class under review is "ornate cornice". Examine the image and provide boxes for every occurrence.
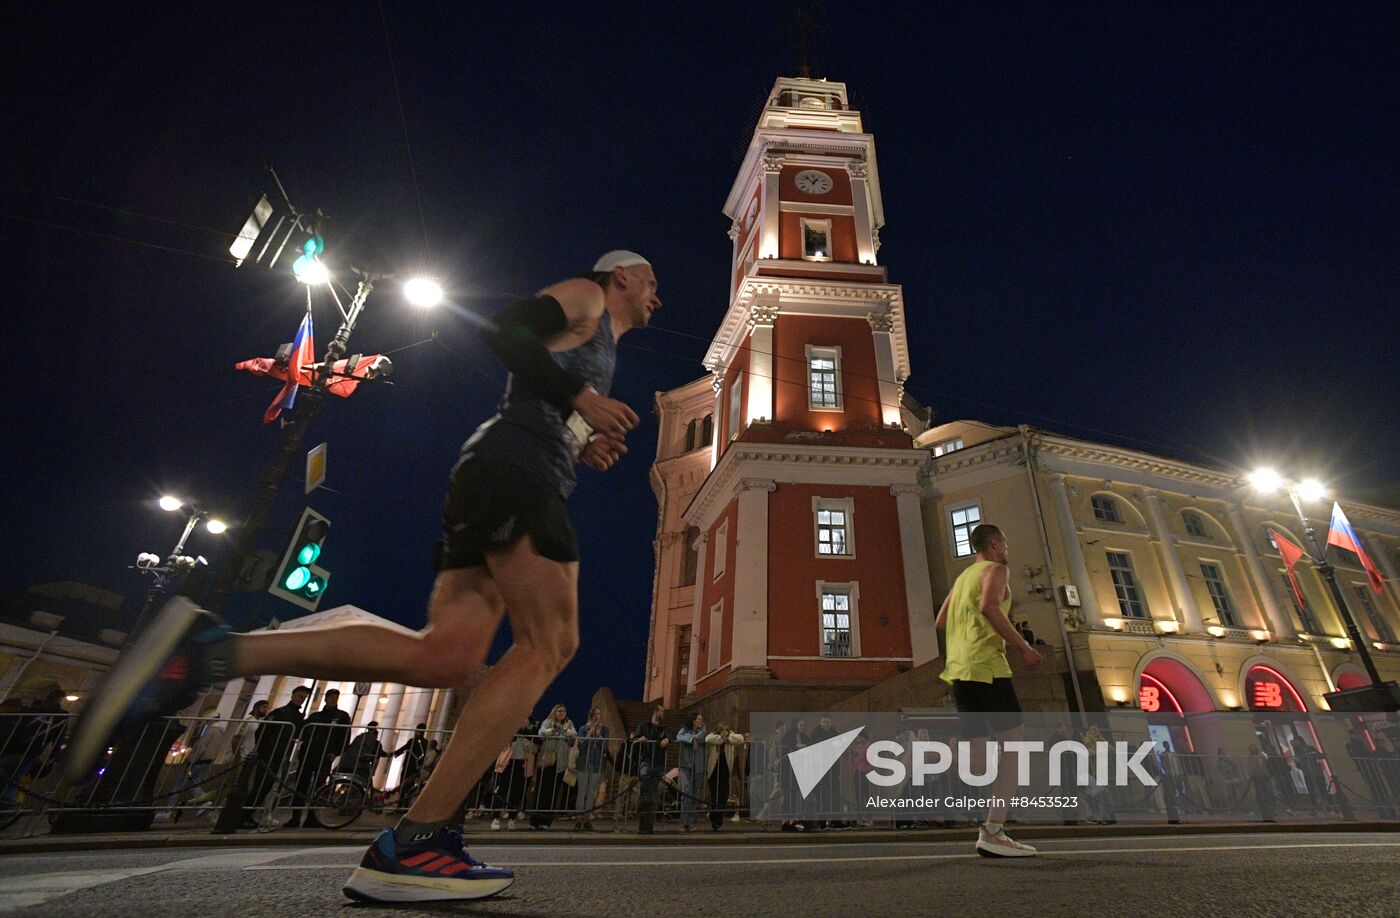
[846,160,869,180]
[704,277,911,386]
[761,153,786,173]
[739,478,778,493]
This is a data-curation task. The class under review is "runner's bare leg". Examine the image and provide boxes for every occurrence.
[405,535,579,823]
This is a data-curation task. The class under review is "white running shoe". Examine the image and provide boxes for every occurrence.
[507,818,516,831]
[976,826,1037,858]
[490,818,501,831]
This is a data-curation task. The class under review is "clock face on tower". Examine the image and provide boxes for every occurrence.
[794,169,833,196]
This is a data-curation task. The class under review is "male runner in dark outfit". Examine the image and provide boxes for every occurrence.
[66,251,660,903]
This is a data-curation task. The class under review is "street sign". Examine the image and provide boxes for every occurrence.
[306,442,327,495]
[353,682,371,696]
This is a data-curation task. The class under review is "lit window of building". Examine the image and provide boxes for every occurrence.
[950,503,981,558]
[1106,551,1148,618]
[801,217,832,260]
[815,498,853,556]
[821,589,853,657]
[807,346,842,410]
[1352,584,1396,644]
[1092,495,1123,523]
[1200,562,1239,628]
[932,437,964,457]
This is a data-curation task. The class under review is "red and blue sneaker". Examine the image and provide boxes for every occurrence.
[64,597,230,782]
[343,827,515,902]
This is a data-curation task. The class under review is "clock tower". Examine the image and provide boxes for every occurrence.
[643,78,937,726]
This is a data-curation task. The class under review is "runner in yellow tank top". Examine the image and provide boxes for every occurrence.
[934,523,1045,858]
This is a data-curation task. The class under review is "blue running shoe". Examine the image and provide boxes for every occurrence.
[343,827,515,903]
[63,597,231,782]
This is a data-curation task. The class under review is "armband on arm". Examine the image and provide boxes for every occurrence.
[482,295,586,410]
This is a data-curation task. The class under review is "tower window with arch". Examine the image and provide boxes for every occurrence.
[1182,511,1207,538]
[1092,495,1123,523]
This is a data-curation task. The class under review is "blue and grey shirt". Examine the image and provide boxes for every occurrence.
[458,308,616,499]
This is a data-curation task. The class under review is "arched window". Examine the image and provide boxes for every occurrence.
[700,414,714,447]
[684,419,697,453]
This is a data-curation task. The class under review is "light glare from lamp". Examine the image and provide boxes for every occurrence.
[296,260,330,286]
[1248,468,1284,494]
[159,496,182,512]
[206,519,228,534]
[404,276,444,308]
[1297,478,1328,502]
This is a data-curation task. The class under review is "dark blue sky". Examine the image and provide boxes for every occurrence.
[4,2,1396,719]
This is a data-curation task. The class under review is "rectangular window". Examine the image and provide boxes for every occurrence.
[821,589,853,658]
[801,217,831,260]
[1279,572,1321,634]
[1183,512,1206,538]
[806,345,843,410]
[1092,496,1123,523]
[708,601,723,673]
[932,437,964,457]
[1352,585,1396,644]
[1200,562,1239,628]
[1106,551,1148,619]
[729,371,745,440]
[949,503,982,558]
[713,520,728,580]
[814,498,853,557]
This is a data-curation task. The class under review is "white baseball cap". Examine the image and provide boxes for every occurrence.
[592,250,651,272]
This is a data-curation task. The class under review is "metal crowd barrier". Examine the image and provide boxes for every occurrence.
[7,710,1400,837]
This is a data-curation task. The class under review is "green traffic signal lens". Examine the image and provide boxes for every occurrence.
[284,566,312,591]
[304,577,324,596]
[297,543,321,565]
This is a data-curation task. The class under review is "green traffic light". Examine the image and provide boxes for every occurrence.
[304,577,324,596]
[297,542,321,565]
[284,566,312,591]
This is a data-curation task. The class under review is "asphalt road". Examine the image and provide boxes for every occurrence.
[2,833,1398,917]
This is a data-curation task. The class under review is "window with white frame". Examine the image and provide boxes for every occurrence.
[806,345,842,410]
[713,520,728,580]
[1106,551,1148,618]
[1352,584,1396,644]
[814,497,854,557]
[1183,511,1207,538]
[708,600,724,673]
[820,586,854,657]
[931,437,964,457]
[801,217,831,260]
[949,503,982,557]
[729,371,745,439]
[680,525,699,587]
[1199,562,1239,627]
[1092,495,1123,523]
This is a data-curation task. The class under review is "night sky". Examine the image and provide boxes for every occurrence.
[4,3,1397,721]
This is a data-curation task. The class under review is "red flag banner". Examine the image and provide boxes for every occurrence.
[1327,503,1386,595]
[1270,528,1308,610]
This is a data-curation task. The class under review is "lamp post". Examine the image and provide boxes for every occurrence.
[203,267,442,618]
[127,496,228,643]
[1248,469,1399,711]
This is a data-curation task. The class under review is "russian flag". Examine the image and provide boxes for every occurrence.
[1326,502,1385,595]
[263,309,315,423]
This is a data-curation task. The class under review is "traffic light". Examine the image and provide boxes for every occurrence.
[269,507,330,611]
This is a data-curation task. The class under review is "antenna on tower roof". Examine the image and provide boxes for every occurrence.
[789,0,828,78]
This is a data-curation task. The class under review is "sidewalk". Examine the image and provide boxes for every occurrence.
[4,817,1397,855]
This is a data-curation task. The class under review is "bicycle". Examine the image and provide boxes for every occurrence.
[307,771,422,829]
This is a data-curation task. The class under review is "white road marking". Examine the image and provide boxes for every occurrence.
[243,839,1400,870]
[0,848,324,909]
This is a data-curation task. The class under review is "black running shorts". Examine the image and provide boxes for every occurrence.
[951,677,1023,737]
[434,460,578,570]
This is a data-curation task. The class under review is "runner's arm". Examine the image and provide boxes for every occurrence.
[934,591,952,630]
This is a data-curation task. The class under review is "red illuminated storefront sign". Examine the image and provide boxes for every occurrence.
[1252,680,1284,709]
[1139,684,1161,713]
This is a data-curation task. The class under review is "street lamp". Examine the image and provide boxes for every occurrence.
[127,496,230,643]
[1248,468,1399,711]
[403,276,444,308]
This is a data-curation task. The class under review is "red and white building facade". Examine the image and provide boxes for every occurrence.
[643,78,938,725]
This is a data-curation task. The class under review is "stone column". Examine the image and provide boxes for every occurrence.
[214,679,247,720]
[427,689,456,735]
[1226,504,1296,640]
[1048,474,1105,627]
[847,160,876,264]
[1143,490,1204,633]
[867,307,901,427]
[375,683,407,788]
[710,373,724,466]
[760,153,784,259]
[685,531,709,696]
[732,480,776,669]
[746,303,778,424]
[892,484,939,664]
